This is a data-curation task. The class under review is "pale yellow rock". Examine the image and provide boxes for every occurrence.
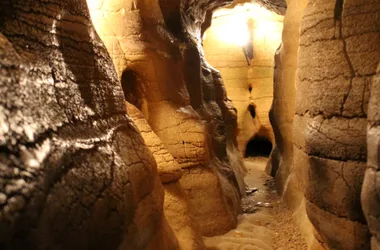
[126,102,183,184]
[126,103,206,250]
[203,4,283,154]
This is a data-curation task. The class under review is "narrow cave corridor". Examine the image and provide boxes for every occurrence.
[1,0,380,250]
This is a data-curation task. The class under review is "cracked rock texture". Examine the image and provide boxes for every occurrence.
[88,0,246,237]
[268,0,380,249]
[0,0,180,249]
[292,0,380,249]
[265,1,324,248]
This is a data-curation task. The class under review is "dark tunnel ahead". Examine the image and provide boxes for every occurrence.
[245,135,273,157]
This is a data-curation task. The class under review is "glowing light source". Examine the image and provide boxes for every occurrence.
[215,15,249,47]
[211,3,283,46]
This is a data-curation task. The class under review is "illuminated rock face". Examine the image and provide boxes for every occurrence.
[126,103,205,250]
[266,0,307,211]
[296,1,380,249]
[88,0,246,237]
[203,4,283,155]
[268,0,380,249]
[0,0,179,249]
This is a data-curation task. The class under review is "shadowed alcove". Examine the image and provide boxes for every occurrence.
[244,135,273,157]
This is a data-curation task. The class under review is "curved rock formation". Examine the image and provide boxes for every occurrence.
[126,103,205,250]
[293,0,380,249]
[0,0,179,249]
[88,0,246,237]
[268,0,380,249]
[266,0,307,197]
[6,0,380,249]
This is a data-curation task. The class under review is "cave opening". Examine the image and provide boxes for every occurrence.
[244,135,273,158]
[202,3,282,161]
[120,70,139,103]
[120,69,146,111]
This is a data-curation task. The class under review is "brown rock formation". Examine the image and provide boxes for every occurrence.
[265,1,325,248]
[6,0,380,249]
[88,0,246,237]
[0,0,179,249]
[269,0,380,249]
[297,0,380,248]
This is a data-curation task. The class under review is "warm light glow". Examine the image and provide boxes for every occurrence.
[254,21,281,40]
[212,3,283,46]
[215,15,249,47]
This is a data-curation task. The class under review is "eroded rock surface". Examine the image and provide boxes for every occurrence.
[266,0,307,201]
[268,0,380,249]
[127,103,205,250]
[294,0,380,249]
[88,0,246,236]
[0,1,179,249]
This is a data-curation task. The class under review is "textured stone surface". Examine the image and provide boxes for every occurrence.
[0,0,179,249]
[203,4,283,155]
[126,103,182,184]
[164,182,206,250]
[294,0,380,249]
[264,1,324,248]
[88,0,246,237]
[126,103,205,250]
[266,0,380,249]
[266,0,307,195]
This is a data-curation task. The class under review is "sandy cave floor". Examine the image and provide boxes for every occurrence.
[204,157,307,250]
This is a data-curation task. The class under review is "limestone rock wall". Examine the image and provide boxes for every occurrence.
[265,1,323,248]
[268,0,380,249]
[203,5,283,154]
[0,0,180,249]
[88,0,246,237]
[293,0,380,249]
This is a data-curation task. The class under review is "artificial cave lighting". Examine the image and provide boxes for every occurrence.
[212,3,283,46]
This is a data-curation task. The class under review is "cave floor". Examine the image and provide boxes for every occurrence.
[204,157,307,250]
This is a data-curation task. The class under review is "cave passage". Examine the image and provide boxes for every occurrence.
[244,135,273,157]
